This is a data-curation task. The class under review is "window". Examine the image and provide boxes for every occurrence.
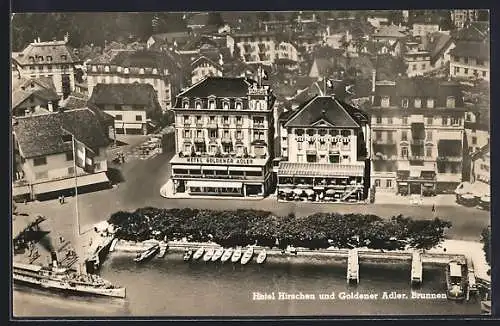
[66,152,74,161]
[135,115,142,121]
[402,98,409,108]
[414,98,422,108]
[381,96,390,108]
[376,116,382,124]
[477,60,484,66]
[451,117,460,126]
[386,179,392,188]
[482,71,487,77]
[421,63,426,70]
[195,101,202,109]
[426,131,432,140]
[209,130,217,138]
[223,130,230,139]
[47,56,52,62]
[184,144,191,152]
[387,117,393,124]
[297,142,303,150]
[402,116,408,125]
[68,167,75,176]
[387,131,393,142]
[236,130,243,139]
[104,66,110,72]
[183,99,189,108]
[427,117,433,125]
[184,115,190,124]
[33,156,47,166]
[223,101,229,110]
[196,116,202,124]
[472,136,477,145]
[442,116,448,125]
[184,130,191,138]
[115,114,123,121]
[236,116,242,125]
[375,179,381,187]
[209,116,216,124]
[197,130,203,138]
[375,131,382,140]
[223,116,229,124]
[124,67,130,74]
[464,68,469,74]
[236,101,242,110]
[209,100,216,109]
[401,131,408,141]
[61,54,67,61]
[401,147,408,158]
[412,64,417,71]
[427,98,434,108]
[139,68,145,74]
[426,147,432,157]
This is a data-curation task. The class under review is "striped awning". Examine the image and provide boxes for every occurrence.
[32,172,109,195]
[278,162,364,177]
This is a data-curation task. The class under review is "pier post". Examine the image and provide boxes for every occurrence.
[347,249,359,284]
[411,250,423,285]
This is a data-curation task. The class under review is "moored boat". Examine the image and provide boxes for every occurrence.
[13,261,126,299]
[241,247,254,265]
[220,248,233,263]
[183,249,193,261]
[256,250,267,264]
[211,248,224,262]
[231,248,242,263]
[134,244,160,263]
[445,260,466,301]
[203,248,215,262]
[193,247,205,260]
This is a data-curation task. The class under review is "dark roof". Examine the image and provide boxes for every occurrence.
[283,95,364,128]
[454,23,489,42]
[373,25,407,39]
[13,109,110,158]
[181,35,219,51]
[59,94,88,110]
[13,40,81,66]
[424,32,454,63]
[450,41,489,61]
[12,77,59,108]
[176,77,255,99]
[88,83,160,108]
[150,32,191,44]
[110,50,182,71]
[187,12,211,27]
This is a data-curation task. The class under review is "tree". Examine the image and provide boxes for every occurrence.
[207,12,224,28]
[481,227,491,266]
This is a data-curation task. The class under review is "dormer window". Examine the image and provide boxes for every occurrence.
[47,56,52,62]
[117,66,122,72]
[152,68,158,74]
[414,98,422,108]
[208,99,216,109]
[223,100,229,110]
[195,100,202,109]
[183,99,190,108]
[446,96,455,108]
[37,56,44,63]
[381,96,390,108]
[124,67,130,74]
[427,98,434,108]
[29,56,35,63]
[61,134,72,143]
[139,68,145,74]
[236,101,242,110]
[104,66,110,72]
[61,54,67,61]
[92,65,97,72]
[402,98,409,108]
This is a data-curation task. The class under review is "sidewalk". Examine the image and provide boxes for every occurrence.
[375,192,458,207]
[429,239,491,282]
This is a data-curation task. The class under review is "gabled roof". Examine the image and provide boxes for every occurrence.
[310,58,335,77]
[109,50,182,71]
[13,108,110,158]
[150,31,191,44]
[284,95,363,128]
[181,35,219,52]
[12,77,59,109]
[191,55,222,70]
[424,32,454,62]
[373,25,407,39]
[58,93,88,110]
[450,41,489,61]
[13,40,81,66]
[176,76,255,99]
[455,23,489,42]
[88,83,160,108]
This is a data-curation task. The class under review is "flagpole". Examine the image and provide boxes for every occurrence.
[72,134,81,236]
[323,77,326,96]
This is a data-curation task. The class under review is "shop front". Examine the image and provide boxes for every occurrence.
[276,162,366,203]
[396,170,436,196]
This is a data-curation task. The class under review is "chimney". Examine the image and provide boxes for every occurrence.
[51,251,58,269]
[37,37,41,43]
[64,32,69,43]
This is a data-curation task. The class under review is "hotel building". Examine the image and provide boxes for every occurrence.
[232,32,299,65]
[169,77,276,197]
[12,37,82,97]
[369,78,467,195]
[276,95,371,202]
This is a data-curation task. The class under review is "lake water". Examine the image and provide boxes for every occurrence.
[13,252,481,317]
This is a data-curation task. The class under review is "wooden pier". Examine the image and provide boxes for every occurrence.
[411,251,423,285]
[347,249,359,284]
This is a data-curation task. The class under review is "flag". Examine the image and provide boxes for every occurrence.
[74,137,96,173]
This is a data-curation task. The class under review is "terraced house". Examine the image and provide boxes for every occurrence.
[169,76,276,198]
[369,77,467,195]
[12,108,111,201]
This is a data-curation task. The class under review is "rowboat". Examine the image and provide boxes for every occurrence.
[211,247,224,262]
[241,247,254,265]
[203,248,215,262]
[231,248,242,263]
[256,250,267,264]
[134,244,159,263]
[192,247,205,260]
[220,248,233,263]
[183,249,193,261]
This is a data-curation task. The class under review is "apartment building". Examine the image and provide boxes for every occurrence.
[369,78,466,195]
[169,76,276,197]
[232,32,299,65]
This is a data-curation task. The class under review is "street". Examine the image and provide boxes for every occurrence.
[17,150,491,246]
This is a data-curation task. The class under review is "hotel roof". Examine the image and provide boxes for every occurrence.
[88,83,161,113]
[13,40,81,66]
[283,95,365,128]
[13,108,110,158]
[176,76,257,98]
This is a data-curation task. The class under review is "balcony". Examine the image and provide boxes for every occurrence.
[207,122,217,129]
[196,122,204,128]
[253,123,265,129]
[410,139,425,145]
[437,156,462,162]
